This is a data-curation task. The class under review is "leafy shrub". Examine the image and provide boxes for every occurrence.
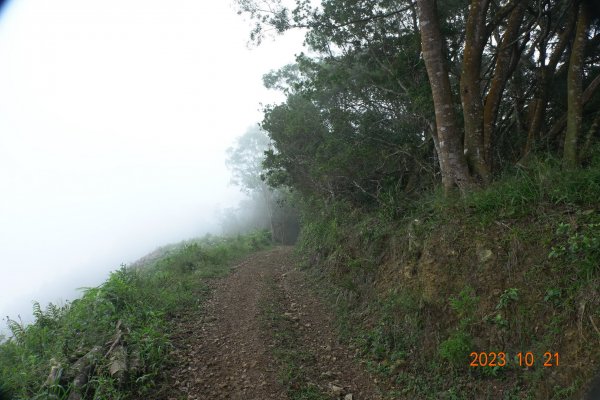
[449,286,479,329]
[438,331,473,367]
[549,221,600,280]
[436,288,480,369]
[496,288,519,310]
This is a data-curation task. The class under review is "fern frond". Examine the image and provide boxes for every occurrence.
[47,303,60,320]
[6,317,25,342]
[32,301,43,322]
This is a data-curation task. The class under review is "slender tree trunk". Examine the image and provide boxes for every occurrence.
[581,111,600,160]
[483,2,525,172]
[521,79,546,159]
[564,2,589,168]
[260,184,275,242]
[417,0,472,193]
[461,0,491,183]
[522,8,577,161]
[547,71,600,141]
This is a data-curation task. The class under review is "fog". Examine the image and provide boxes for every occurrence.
[0,0,303,331]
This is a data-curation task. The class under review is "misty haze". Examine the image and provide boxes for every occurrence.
[0,0,302,331]
[1,0,600,399]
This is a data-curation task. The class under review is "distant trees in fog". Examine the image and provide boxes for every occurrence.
[223,126,299,244]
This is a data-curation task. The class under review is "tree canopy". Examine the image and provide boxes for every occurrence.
[238,0,600,202]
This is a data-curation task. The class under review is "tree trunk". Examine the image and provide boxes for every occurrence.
[564,2,589,168]
[417,0,472,193]
[461,0,491,183]
[260,183,275,242]
[581,111,600,161]
[522,7,577,161]
[547,71,600,141]
[483,2,525,172]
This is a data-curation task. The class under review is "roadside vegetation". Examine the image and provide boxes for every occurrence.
[0,230,271,400]
[295,159,600,399]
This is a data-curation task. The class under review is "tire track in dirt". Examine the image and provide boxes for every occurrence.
[265,251,384,400]
[155,247,382,400]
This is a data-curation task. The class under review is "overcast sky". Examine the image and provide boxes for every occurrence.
[0,0,304,330]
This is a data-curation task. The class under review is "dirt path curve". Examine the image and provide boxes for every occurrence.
[156,246,383,400]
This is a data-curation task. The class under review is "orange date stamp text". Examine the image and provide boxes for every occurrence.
[469,351,559,367]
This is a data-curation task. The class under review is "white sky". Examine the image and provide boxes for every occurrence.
[0,0,304,329]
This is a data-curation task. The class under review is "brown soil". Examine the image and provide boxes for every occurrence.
[154,246,383,400]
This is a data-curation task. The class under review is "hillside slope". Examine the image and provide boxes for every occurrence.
[295,165,600,399]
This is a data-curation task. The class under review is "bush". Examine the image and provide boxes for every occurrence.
[438,331,473,367]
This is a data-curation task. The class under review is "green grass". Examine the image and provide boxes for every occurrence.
[449,157,598,223]
[294,160,600,398]
[0,230,271,400]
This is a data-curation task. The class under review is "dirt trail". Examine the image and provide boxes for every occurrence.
[157,246,383,400]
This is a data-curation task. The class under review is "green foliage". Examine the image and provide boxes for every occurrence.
[258,8,434,206]
[482,288,520,331]
[459,160,600,223]
[293,161,600,397]
[0,231,271,400]
[551,379,581,399]
[496,288,519,311]
[438,332,473,367]
[239,0,600,210]
[437,288,479,369]
[544,288,562,305]
[389,160,600,231]
[449,286,479,329]
[357,291,422,376]
[548,220,600,279]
